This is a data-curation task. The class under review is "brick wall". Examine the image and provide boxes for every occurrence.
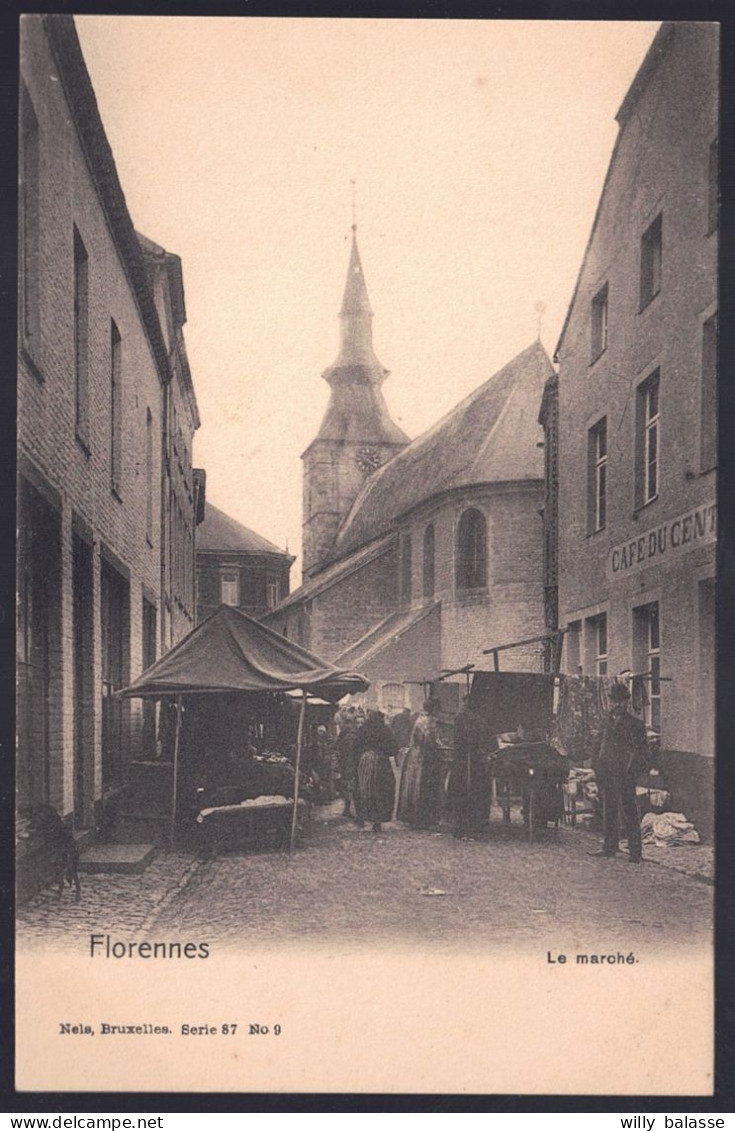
[302,439,404,577]
[309,545,400,658]
[399,485,546,673]
[556,23,717,761]
[196,552,292,623]
[555,24,717,834]
[18,18,168,823]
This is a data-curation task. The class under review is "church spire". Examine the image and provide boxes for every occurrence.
[313,230,409,445]
[340,227,372,317]
[327,227,386,383]
[301,227,410,576]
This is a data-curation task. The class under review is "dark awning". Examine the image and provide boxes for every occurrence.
[117,604,370,702]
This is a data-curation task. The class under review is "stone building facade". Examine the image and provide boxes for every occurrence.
[552,22,718,837]
[17,15,201,833]
[196,503,293,624]
[266,231,551,713]
[138,235,204,653]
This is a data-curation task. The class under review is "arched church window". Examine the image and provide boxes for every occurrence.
[456,508,487,590]
[423,524,435,598]
[400,533,412,605]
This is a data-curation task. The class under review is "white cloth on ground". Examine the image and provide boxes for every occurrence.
[640,811,700,846]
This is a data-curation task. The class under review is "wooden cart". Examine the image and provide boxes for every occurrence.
[491,742,569,843]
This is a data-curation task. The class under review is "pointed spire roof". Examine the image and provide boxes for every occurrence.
[305,229,410,452]
[340,228,373,318]
[324,227,387,383]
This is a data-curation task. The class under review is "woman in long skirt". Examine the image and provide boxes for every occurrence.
[398,699,446,829]
[353,710,398,833]
[335,714,359,817]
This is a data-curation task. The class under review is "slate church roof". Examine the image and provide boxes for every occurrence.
[320,339,554,567]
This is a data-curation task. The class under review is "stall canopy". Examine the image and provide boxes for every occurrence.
[117,604,370,703]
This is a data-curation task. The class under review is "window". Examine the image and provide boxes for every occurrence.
[634,602,660,733]
[586,613,607,677]
[565,620,581,674]
[110,321,122,494]
[400,533,412,605]
[145,408,154,543]
[74,227,90,445]
[221,572,239,606]
[698,578,715,756]
[701,312,718,472]
[708,137,719,236]
[588,417,607,532]
[267,576,280,609]
[648,604,661,734]
[456,508,487,590]
[20,83,40,359]
[590,283,608,363]
[422,524,435,598]
[639,213,662,310]
[636,370,660,508]
[381,683,406,714]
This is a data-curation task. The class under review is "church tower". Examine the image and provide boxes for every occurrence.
[301,228,409,578]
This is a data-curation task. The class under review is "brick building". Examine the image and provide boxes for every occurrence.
[17,15,202,835]
[549,22,718,836]
[196,503,293,623]
[138,235,204,652]
[265,230,551,712]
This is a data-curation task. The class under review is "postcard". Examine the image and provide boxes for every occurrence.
[15,15,716,1095]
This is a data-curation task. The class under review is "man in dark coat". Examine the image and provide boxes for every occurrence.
[450,694,490,838]
[389,707,414,757]
[590,682,649,863]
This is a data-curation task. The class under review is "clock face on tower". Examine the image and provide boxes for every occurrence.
[355,446,382,474]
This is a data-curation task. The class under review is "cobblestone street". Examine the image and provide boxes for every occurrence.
[16,851,200,948]
[18,803,713,954]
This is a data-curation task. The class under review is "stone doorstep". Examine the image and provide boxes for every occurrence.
[78,843,156,874]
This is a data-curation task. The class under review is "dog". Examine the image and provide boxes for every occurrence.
[25,804,82,900]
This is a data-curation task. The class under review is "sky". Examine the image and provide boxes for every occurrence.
[75,16,659,575]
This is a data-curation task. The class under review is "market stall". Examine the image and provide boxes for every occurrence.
[460,661,663,840]
[461,670,563,840]
[117,605,369,851]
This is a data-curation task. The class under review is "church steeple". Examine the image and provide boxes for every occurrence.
[313,229,409,446]
[329,227,383,377]
[301,229,409,578]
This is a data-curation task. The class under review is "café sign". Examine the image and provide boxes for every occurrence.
[607,500,716,581]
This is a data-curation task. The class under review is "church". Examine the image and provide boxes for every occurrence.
[264,229,554,714]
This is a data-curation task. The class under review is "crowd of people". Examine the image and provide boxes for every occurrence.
[183,679,652,859]
[323,682,652,860]
[328,695,499,838]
